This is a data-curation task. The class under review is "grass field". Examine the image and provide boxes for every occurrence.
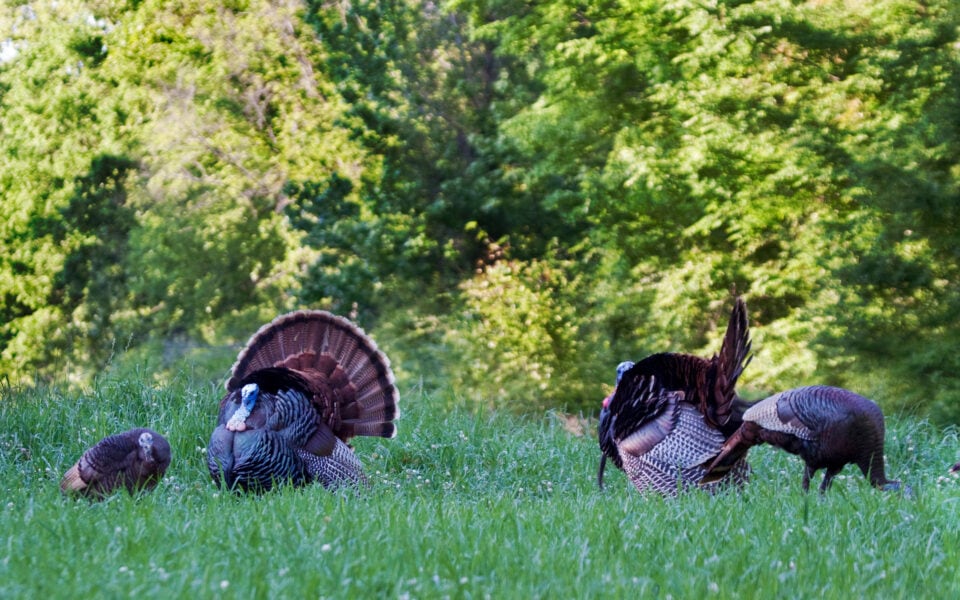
[1,368,958,598]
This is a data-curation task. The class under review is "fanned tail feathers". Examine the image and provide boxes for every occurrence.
[227,310,399,440]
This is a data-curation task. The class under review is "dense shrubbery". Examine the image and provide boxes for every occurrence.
[444,257,586,411]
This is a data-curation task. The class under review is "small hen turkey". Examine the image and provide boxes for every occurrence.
[702,385,904,493]
[597,297,753,496]
[207,310,398,492]
[61,428,171,499]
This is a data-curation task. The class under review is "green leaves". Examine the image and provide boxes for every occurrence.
[0,0,368,379]
[445,255,587,410]
[0,0,957,420]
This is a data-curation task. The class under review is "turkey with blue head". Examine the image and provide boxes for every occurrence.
[598,296,753,497]
[207,310,399,493]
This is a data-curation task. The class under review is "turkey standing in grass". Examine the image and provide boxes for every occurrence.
[701,385,904,493]
[207,310,399,492]
[60,428,171,499]
[597,297,753,496]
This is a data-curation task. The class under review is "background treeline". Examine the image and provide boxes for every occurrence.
[1,0,958,422]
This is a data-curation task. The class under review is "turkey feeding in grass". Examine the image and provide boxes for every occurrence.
[61,428,171,499]
[702,385,907,493]
[597,296,754,497]
[207,310,399,493]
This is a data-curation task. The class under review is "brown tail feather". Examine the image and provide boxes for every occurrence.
[227,310,366,382]
[229,311,392,385]
[351,422,397,437]
[701,423,755,484]
[60,463,87,493]
[227,310,399,439]
[353,386,397,412]
[709,296,752,427]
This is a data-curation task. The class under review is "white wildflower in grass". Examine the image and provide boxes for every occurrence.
[321,544,332,552]
[220,580,229,590]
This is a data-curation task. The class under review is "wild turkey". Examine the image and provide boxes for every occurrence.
[60,428,171,499]
[597,297,753,496]
[207,310,399,492]
[702,385,904,493]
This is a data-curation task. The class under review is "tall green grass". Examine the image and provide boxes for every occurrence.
[1,370,958,598]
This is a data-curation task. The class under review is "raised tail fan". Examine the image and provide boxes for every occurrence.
[209,310,399,492]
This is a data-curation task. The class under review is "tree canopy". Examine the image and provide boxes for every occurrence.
[2,0,958,421]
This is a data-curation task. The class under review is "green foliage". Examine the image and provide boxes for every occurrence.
[111,0,368,338]
[299,0,460,309]
[0,0,371,380]
[469,0,960,417]
[1,0,958,423]
[444,254,588,410]
[299,0,583,311]
[1,374,958,597]
[51,155,139,364]
[0,1,134,380]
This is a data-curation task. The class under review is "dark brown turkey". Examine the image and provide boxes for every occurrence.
[207,310,398,492]
[702,385,904,493]
[60,428,171,499]
[597,297,753,497]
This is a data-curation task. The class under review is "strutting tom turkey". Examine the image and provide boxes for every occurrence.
[61,428,171,499]
[702,385,905,493]
[597,297,753,497]
[207,310,399,492]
